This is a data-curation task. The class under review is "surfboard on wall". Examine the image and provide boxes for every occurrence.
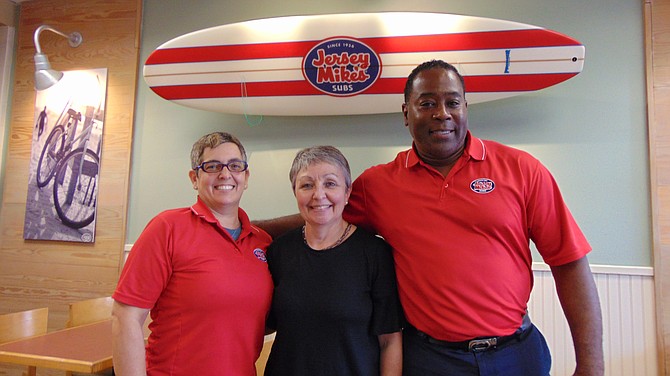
[143,12,585,116]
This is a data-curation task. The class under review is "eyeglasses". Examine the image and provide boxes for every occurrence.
[194,160,248,173]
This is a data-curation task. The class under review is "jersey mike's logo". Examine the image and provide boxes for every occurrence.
[303,37,381,97]
[254,248,267,263]
[470,178,495,194]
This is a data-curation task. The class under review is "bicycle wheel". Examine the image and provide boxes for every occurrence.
[36,125,65,187]
[53,148,100,229]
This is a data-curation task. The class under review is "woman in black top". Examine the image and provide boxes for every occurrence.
[265,145,404,376]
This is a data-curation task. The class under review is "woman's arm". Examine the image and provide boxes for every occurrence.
[378,331,402,376]
[112,300,151,376]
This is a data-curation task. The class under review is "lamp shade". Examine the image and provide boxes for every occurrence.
[32,26,83,90]
[34,52,63,90]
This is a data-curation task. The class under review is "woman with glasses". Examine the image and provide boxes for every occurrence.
[112,132,273,376]
[264,146,404,376]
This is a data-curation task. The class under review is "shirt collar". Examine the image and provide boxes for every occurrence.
[190,197,218,223]
[405,130,486,168]
[190,197,252,234]
[465,131,486,161]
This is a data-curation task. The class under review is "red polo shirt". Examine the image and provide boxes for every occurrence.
[344,132,590,341]
[114,198,273,376]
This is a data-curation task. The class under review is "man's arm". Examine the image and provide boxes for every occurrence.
[253,213,303,239]
[550,256,604,376]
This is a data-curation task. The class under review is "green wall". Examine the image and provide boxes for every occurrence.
[128,0,650,267]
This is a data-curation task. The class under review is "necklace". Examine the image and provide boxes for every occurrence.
[302,223,352,250]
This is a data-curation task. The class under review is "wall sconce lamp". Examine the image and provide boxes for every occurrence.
[33,25,83,90]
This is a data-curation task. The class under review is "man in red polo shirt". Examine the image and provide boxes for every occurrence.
[346,60,603,376]
[258,60,604,376]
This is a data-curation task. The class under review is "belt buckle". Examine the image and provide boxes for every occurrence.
[468,337,498,352]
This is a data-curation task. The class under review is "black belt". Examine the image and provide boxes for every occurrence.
[406,323,532,352]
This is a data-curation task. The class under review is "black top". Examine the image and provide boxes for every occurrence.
[265,227,405,376]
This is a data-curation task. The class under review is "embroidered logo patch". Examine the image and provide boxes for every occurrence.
[254,248,267,263]
[470,178,495,194]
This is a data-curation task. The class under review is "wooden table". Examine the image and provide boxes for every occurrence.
[0,320,115,373]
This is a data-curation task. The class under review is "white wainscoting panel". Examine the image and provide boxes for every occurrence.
[529,264,657,376]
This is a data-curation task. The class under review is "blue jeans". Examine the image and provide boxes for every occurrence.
[402,325,552,376]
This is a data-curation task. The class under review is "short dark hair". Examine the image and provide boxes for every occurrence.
[403,60,466,103]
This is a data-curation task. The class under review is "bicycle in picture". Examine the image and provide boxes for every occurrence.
[35,100,101,230]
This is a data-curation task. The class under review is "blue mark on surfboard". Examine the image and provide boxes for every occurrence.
[504,49,511,73]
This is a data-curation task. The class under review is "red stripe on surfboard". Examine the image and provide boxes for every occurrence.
[150,73,577,100]
[146,29,580,65]
[364,29,579,56]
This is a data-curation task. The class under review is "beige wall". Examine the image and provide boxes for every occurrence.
[646,0,670,373]
[0,0,16,202]
[0,0,142,335]
[0,0,16,27]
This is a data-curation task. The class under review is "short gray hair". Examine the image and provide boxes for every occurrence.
[289,146,351,190]
[190,132,247,170]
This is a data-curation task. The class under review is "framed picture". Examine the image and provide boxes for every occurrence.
[23,68,108,243]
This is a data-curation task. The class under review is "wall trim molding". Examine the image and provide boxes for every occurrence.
[532,262,654,276]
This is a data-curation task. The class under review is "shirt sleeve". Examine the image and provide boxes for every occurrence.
[344,172,376,234]
[113,214,174,309]
[368,237,405,335]
[526,160,591,266]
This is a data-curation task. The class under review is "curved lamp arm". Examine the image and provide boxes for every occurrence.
[33,25,83,90]
[33,25,82,53]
